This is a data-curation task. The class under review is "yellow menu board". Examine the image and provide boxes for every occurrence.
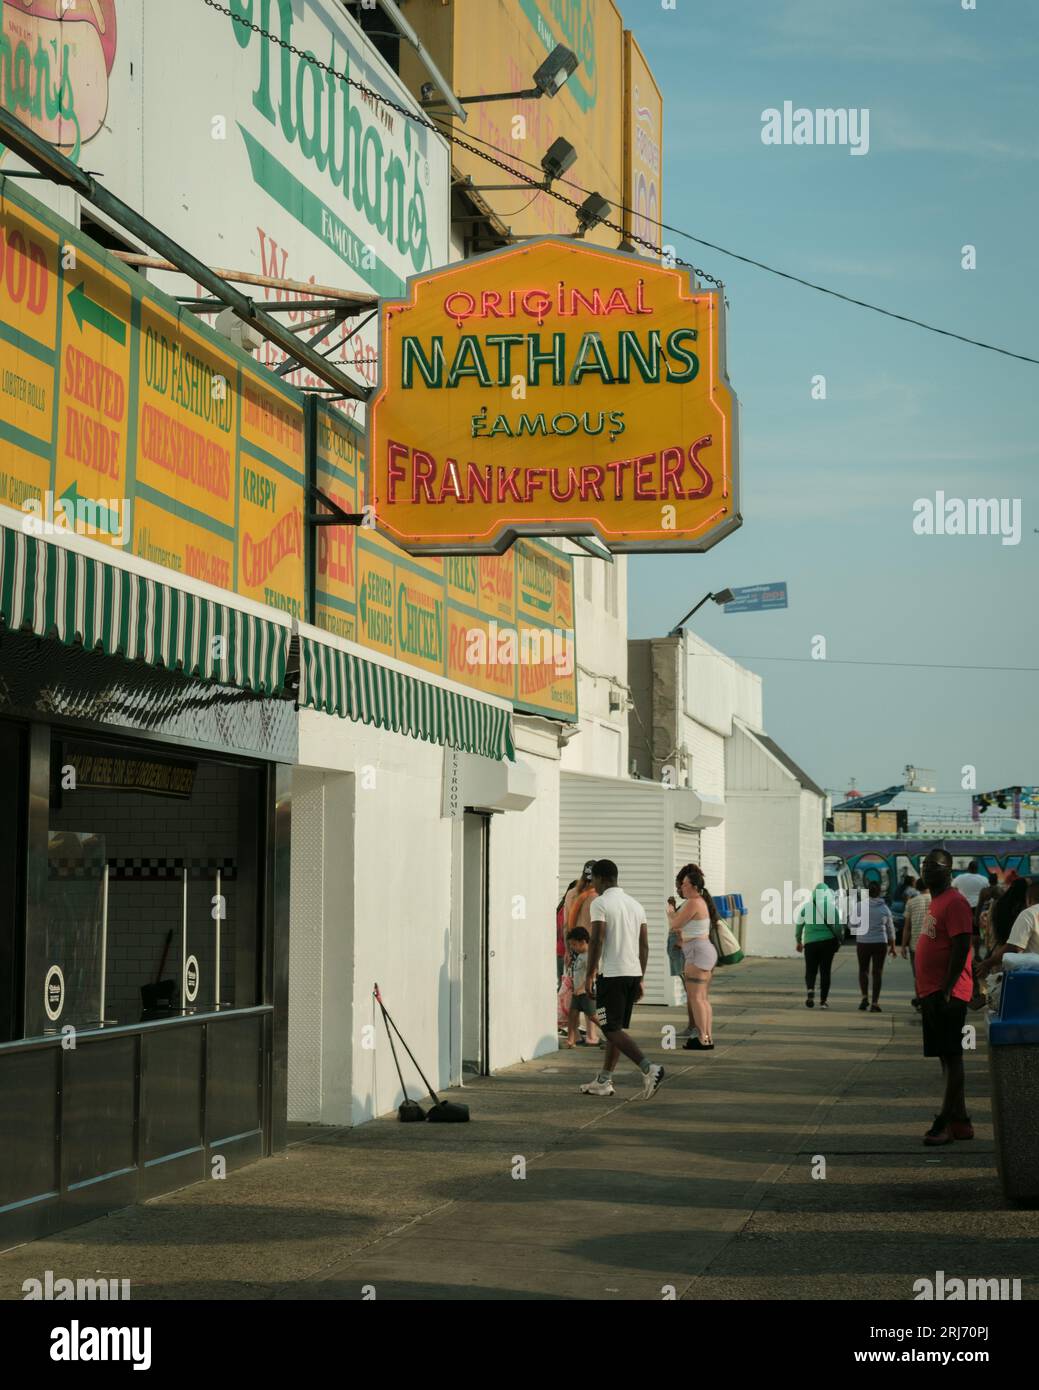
[313,403,578,721]
[0,176,304,609]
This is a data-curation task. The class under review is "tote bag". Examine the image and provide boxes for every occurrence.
[710,917,744,966]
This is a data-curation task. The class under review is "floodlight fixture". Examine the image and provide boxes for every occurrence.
[668,590,735,636]
[454,44,579,105]
[532,44,580,98]
[541,137,577,184]
[574,192,611,237]
[464,140,578,194]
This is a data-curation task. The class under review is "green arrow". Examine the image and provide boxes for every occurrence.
[68,281,126,346]
[59,481,116,535]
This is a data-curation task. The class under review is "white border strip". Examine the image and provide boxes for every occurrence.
[0,504,292,636]
[295,618,513,715]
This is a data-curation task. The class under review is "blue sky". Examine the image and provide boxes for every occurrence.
[616,0,1039,811]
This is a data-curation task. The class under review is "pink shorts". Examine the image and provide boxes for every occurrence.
[682,937,718,972]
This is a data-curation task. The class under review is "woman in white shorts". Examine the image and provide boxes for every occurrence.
[666,863,718,1050]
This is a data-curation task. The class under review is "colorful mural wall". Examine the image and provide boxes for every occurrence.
[826,838,1039,893]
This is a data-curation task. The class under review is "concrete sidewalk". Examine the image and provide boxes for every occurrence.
[1,956,1036,1301]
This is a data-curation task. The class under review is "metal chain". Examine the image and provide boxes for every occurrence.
[201,0,725,287]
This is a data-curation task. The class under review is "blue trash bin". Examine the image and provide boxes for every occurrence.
[732,893,747,948]
[988,967,1039,1206]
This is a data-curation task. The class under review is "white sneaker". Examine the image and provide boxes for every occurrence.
[677,1026,697,1038]
[580,1079,615,1096]
[642,1064,665,1099]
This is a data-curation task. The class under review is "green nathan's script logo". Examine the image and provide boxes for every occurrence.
[520,0,598,112]
[229,0,431,292]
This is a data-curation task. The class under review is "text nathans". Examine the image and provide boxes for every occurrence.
[368,241,740,554]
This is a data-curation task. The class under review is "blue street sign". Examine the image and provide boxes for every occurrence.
[724,582,788,613]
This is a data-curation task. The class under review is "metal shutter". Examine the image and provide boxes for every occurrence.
[674,829,701,876]
[559,773,676,1006]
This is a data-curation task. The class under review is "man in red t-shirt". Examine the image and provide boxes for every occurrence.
[915,848,974,1145]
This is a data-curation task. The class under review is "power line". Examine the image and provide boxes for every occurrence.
[420,109,1039,366]
[726,655,1038,674]
[201,0,720,280]
[202,0,1038,365]
[652,234,1039,366]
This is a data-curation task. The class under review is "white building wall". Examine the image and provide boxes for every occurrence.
[684,631,763,736]
[292,712,451,1125]
[726,792,801,958]
[799,787,825,898]
[680,713,726,895]
[290,699,561,1126]
[489,720,561,1069]
[726,722,790,792]
[561,553,629,779]
[723,728,826,958]
[288,769,327,1122]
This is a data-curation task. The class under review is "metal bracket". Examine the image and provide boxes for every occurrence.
[306,486,364,527]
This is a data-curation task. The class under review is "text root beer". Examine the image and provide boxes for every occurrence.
[367,238,740,556]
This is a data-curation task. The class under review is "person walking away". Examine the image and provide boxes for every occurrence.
[953,860,989,911]
[795,882,841,1008]
[581,859,665,1099]
[857,882,896,1011]
[892,872,916,945]
[901,877,931,1009]
[563,926,600,1047]
[667,864,719,1049]
[916,848,974,1145]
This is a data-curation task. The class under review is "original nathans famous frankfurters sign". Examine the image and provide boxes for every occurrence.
[367,240,739,555]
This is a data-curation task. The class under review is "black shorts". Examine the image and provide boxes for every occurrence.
[920,992,968,1059]
[572,992,595,1015]
[594,976,641,1033]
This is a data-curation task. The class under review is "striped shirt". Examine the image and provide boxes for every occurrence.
[905,892,932,949]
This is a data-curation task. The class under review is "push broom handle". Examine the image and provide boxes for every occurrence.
[373,984,414,1104]
[375,988,441,1105]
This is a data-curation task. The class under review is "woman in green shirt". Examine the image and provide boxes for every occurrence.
[796,883,843,1009]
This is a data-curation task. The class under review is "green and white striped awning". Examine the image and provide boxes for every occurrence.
[0,524,290,695]
[300,635,515,762]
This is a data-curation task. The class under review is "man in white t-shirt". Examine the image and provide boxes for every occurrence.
[580,859,665,1100]
[952,862,990,909]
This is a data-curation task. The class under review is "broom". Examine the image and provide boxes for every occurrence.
[141,929,176,1017]
[373,984,470,1123]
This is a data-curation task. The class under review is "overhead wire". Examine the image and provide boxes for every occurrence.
[722,656,1038,674]
[200,1,1039,366]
